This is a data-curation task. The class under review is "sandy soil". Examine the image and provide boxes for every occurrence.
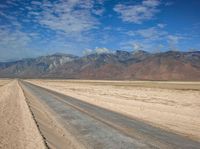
[0,80,46,149]
[28,79,200,141]
[0,79,10,87]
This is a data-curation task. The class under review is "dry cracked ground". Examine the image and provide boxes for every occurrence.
[0,79,200,149]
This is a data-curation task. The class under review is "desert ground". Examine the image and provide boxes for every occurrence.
[28,79,200,141]
[0,80,46,149]
[0,79,10,87]
[0,79,200,149]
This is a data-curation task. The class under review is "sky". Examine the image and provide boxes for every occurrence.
[0,0,200,61]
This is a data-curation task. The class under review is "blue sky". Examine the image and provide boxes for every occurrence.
[0,0,200,61]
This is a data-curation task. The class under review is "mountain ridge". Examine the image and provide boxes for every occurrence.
[0,50,200,80]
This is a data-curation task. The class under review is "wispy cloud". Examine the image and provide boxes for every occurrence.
[131,26,167,40]
[0,0,107,60]
[0,0,199,61]
[29,0,102,35]
[92,8,105,16]
[0,27,30,48]
[121,24,185,52]
[167,35,183,51]
[167,35,181,44]
[114,0,161,24]
[0,25,33,61]
[157,23,166,28]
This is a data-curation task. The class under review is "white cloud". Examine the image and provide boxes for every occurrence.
[119,40,145,51]
[0,26,34,61]
[31,1,42,6]
[114,0,161,24]
[5,0,20,7]
[122,25,185,52]
[157,23,166,28]
[92,8,105,16]
[142,0,160,7]
[83,47,111,55]
[136,27,167,39]
[126,26,167,41]
[120,39,165,52]
[95,47,110,54]
[132,43,143,51]
[29,0,100,35]
[0,0,107,61]
[0,28,30,47]
[126,31,136,36]
[167,35,181,44]
[96,0,105,5]
[83,49,93,55]
[167,35,183,51]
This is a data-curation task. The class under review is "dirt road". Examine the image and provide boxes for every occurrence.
[28,79,200,141]
[20,80,200,149]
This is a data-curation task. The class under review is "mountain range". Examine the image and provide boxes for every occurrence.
[0,50,200,80]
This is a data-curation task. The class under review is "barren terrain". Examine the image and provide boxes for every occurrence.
[28,79,200,141]
[0,79,200,149]
[0,79,10,87]
[0,80,46,149]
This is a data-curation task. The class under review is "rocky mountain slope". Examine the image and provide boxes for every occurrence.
[0,50,200,80]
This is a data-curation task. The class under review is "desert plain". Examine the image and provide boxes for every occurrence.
[0,79,200,149]
[28,80,200,140]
